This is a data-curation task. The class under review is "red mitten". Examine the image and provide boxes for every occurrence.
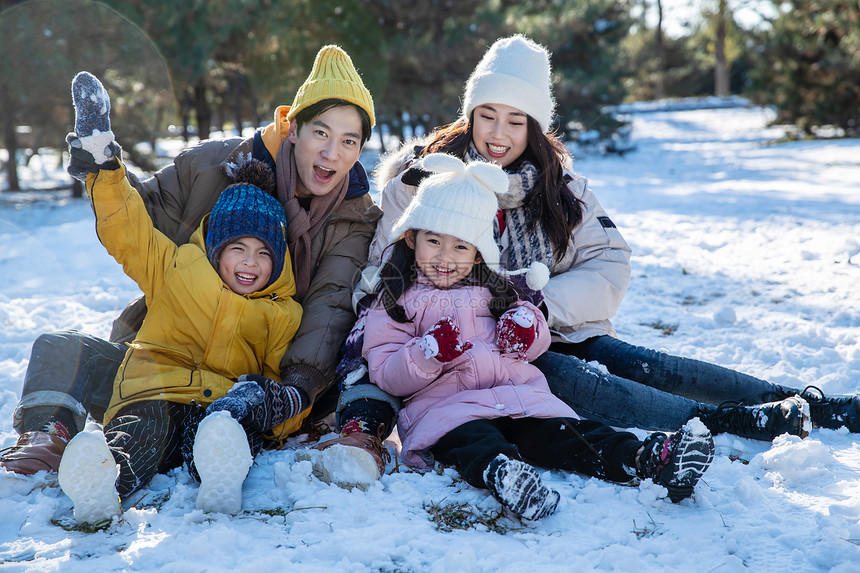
[496,307,537,360]
[417,317,473,362]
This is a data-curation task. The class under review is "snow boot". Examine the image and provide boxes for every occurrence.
[797,386,859,432]
[193,412,252,515]
[1,420,70,475]
[638,418,714,503]
[700,396,811,440]
[482,454,560,520]
[57,430,121,525]
[296,426,390,490]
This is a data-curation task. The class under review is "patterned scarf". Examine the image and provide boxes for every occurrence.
[275,137,349,301]
[465,144,555,273]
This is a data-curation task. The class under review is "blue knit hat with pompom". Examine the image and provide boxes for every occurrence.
[206,159,287,288]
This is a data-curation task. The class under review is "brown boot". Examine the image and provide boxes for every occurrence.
[312,431,391,478]
[297,422,391,489]
[1,429,69,475]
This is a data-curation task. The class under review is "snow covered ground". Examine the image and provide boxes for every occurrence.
[1,103,859,572]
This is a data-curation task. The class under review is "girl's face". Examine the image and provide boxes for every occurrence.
[217,237,273,294]
[406,230,481,289]
[470,103,529,168]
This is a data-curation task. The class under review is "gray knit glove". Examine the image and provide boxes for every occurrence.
[240,374,308,432]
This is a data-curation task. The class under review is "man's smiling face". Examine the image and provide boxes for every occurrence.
[289,105,363,199]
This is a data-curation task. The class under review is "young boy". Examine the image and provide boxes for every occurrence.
[55,73,304,523]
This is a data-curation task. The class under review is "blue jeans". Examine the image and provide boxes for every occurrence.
[533,335,783,431]
[13,331,125,435]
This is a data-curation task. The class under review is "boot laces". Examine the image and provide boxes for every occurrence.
[799,385,852,406]
[708,401,771,434]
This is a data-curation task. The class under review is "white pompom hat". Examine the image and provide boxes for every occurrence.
[461,34,555,133]
[390,153,550,290]
[390,153,506,268]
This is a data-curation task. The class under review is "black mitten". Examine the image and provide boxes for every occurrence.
[66,133,122,181]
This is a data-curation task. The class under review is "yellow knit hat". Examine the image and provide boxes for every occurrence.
[286,45,375,127]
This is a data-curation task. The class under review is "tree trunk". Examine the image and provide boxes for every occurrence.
[654,0,665,99]
[230,71,244,136]
[2,117,20,192]
[377,122,387,155]
[181,90,193,143]
[250,89,261,131]
[194,80,212,141]
[72,178,84,199]
[715,0,730,97]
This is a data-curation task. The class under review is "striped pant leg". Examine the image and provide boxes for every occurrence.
[105,401,190,498]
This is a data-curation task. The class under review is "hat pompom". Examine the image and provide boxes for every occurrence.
[231,158,276,197]
[525,262,550,290]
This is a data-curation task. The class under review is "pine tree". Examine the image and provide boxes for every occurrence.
[751,0,860,135]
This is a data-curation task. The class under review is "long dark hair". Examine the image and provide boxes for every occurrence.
[422,113,583,262]
[364,236,522,324]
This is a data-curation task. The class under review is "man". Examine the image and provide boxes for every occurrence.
[1,45,384,477]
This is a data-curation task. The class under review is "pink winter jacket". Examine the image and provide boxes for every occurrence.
[363,277,578,468]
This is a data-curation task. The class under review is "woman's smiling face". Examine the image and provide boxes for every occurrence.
[470,103,529,168]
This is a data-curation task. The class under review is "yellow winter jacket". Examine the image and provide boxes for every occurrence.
[86,164,303,424]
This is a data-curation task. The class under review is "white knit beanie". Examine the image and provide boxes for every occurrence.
[461,35,555,132]
[390,153,508,268]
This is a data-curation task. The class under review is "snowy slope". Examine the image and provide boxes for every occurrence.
[0,103,859,573]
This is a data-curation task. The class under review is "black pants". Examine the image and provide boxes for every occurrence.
[105,401,263,498]
[430,417,643,490]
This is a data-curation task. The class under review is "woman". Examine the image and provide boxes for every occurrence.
[313,35,858,482]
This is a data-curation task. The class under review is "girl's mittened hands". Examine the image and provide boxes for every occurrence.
[496,307,537,360]
[418,317,472,362]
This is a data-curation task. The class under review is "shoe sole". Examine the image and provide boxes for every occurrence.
[193,413,252,515]
[58,432,121,524]
[295,444,380,489]
[659,425,715,503]
[488,459,560,520]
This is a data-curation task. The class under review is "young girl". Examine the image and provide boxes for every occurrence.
[361,153,715,519]
[54,72,306,524]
